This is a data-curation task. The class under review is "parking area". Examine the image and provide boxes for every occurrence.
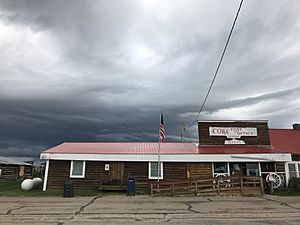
[0,194,299,225]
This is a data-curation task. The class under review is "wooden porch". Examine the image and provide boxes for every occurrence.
[150,176,264,197]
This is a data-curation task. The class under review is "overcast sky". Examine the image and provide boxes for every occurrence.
[0,0,299,158]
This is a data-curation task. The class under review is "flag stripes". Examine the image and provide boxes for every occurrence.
[160,113,165,143]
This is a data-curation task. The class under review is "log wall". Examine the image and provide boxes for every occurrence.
[47,160,105,189]
[188,163,212,180]
[46,160,213,190]
[0,165,32,181]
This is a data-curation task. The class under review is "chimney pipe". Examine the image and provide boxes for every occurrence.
[293,123,300,130]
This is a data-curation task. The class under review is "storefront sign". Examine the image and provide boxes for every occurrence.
[209,127,257,138]
[209,127,257,144]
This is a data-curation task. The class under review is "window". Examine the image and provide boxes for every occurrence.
[148,162,163,179]
[70,160,86,178]
[214,163,228,173]
[246,163,259,176]
[213,163,229,177]
[288,163,298,178]
[260,163,275,172]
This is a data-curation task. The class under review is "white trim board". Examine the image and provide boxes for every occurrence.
[41,153,291,162]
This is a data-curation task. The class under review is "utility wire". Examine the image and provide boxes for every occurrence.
[187,0,244,128]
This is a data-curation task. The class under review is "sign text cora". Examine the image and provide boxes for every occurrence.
[209,127,257,139]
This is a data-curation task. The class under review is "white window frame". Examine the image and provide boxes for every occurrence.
[70,160,86,178]
[287,162,300,177]
[148,162,163,180]
[285,162,300,186]
[212,162,230,177]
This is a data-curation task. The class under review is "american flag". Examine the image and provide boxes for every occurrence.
[160,113,165,143]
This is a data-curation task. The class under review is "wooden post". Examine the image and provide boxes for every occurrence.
[269,181,274,195]
[150,183,153,196]
[240,177,244,195]
[217,179,220,196]
[195,181,198,196]
[260,177,264,195]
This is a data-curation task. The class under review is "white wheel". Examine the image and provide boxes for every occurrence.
[214,174,230,187]
[215,174,227,178]
[266,173,282,188]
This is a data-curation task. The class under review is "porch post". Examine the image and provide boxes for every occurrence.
[227,162,230,176]
[284,162,290,187]
[43,160,50,191]
[258,162,262,176]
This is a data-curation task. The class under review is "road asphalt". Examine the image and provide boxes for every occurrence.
[0,194,299,224]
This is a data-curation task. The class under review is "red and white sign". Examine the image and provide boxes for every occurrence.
[209,127,257,138]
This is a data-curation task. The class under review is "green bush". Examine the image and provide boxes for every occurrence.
[288,177,300,191]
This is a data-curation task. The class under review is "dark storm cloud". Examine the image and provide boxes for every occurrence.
[0,0,299,157]
[204,87,300,113]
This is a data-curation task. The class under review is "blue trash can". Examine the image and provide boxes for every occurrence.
[127,176,136,196]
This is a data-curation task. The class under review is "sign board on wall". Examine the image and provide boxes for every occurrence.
[104,163,110,171]
[209,127,257,144]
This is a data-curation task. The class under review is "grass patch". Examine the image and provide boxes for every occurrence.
[0,180,100,197]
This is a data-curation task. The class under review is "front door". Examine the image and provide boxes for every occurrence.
[109,162,125,185]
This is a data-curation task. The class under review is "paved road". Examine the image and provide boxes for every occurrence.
[0,194,299,224]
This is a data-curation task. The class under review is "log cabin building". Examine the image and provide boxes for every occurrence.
[0,157,33,181]
[40,120,299,191]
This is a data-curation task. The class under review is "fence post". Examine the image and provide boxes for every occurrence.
[195,181,198,196]
[217,179,220,196]
[269,181,274,195]
[150,183,153,196]
[240,177,244,195]
[260,177,264,195]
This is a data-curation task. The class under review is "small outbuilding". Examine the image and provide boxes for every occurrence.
[0,157,33,181]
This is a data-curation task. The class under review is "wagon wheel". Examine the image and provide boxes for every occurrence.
[214,174,230,187]
[279,174,285,186]
[266,173,282,188]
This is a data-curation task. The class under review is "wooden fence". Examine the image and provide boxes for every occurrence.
[150,176,264,197]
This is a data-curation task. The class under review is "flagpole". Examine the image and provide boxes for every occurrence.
[158,112,161,183]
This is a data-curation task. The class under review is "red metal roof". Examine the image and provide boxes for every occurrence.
[269,129,300,154]
[44,142,199,154]
[43,129,300,155]
[198,145,276,154]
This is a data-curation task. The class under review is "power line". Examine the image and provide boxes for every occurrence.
[187,0,244,128]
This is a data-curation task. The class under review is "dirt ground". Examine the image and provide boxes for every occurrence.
[0,194,300,225]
